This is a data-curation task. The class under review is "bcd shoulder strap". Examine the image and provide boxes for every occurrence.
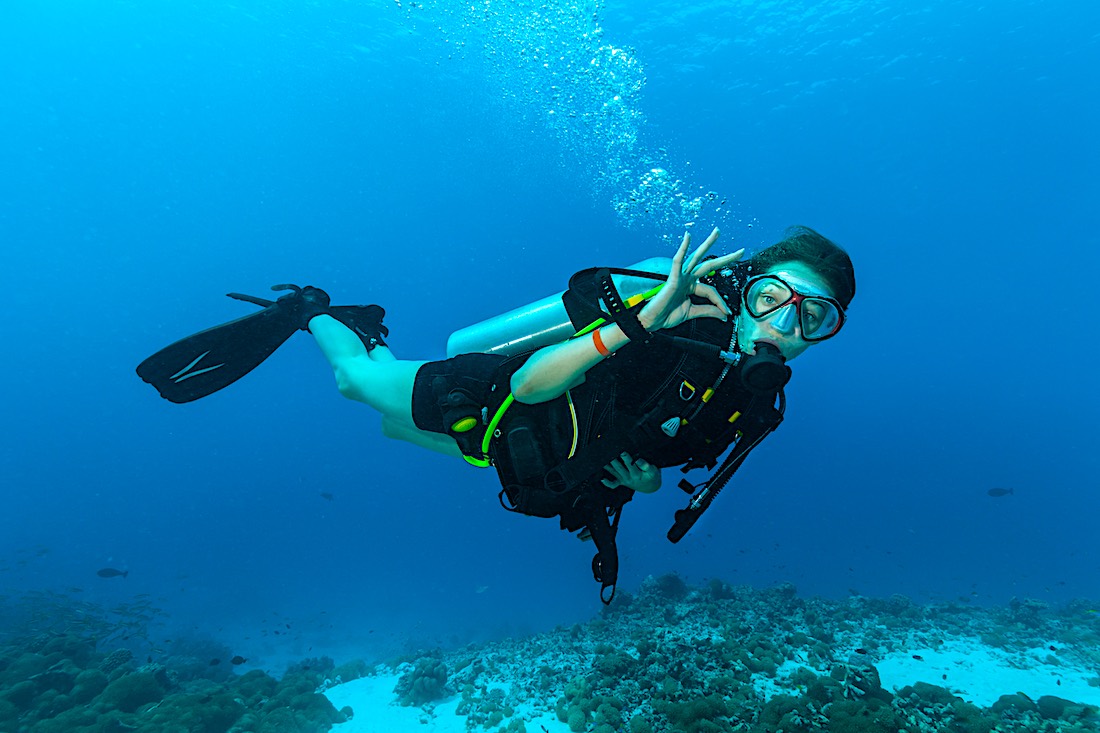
[563,267,665,344]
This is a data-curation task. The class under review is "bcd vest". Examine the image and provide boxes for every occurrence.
[434,313,785,604]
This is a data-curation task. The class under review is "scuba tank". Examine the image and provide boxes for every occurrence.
[446,258,672,357]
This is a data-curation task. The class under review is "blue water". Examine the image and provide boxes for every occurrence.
[1,0,1097,666]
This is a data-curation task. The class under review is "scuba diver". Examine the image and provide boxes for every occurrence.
[137,226,855,602]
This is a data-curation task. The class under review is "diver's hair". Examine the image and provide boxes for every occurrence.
[750,226,856,309]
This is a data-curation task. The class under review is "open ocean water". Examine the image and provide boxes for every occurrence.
[1,1,1098,731]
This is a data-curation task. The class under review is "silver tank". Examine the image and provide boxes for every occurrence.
[446,257,672,357]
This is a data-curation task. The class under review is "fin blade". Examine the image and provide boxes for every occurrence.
[137,305,298,403]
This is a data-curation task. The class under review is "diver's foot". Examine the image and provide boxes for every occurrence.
[330,305,389,352]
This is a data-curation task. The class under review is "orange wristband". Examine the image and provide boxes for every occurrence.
[592,328,611,357]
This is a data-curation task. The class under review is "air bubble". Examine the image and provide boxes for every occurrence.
[404,0,738,243]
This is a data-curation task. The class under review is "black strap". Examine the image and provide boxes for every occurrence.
[583,497,623,604]
[563,266,666,345]
[594,268,651,344]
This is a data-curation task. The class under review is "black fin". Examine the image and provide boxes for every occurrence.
[137,302,298,403]
[330,305,388,350]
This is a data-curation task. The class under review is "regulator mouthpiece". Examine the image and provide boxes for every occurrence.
[740,342,791,394]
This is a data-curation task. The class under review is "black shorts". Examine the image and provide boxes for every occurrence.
[410,353,510,435]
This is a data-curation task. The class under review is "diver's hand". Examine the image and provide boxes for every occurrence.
[638,228,744,333]
[602,452,662,493]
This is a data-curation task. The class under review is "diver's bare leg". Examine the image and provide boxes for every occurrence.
[380,417,462,457]
[367,345,396,362]
[308,314,461,456]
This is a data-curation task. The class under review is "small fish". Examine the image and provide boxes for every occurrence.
[987,488,1014,497]
[1049,645,1057,651]
[320,492,334,501]
[942,674,947,680]
[209,659,221,666]
[97,568,128,579]
[912,655,924,661]
[230,655,247,665]
[854,648,870,655]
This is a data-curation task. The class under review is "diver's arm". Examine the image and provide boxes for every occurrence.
[511,320,637,404]
[513,228,742,404]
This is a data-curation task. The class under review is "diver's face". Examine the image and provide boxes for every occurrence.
[737,262,839,362]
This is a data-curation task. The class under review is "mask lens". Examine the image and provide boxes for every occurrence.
[745,276,792,317]
[800,298,841,340]
[745,275,845,341]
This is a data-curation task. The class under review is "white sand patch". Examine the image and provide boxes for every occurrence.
[753,659,812,700]
[324,674,573,733]
[324,675,463,733]
[877,638,1100,708]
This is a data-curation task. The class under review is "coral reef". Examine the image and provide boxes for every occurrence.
[0,633,351,732]
[6,578,1099,733]
[394,652,451,705]
[365,575,1100,733]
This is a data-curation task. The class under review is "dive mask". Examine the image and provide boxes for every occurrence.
[743,274,845,342]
